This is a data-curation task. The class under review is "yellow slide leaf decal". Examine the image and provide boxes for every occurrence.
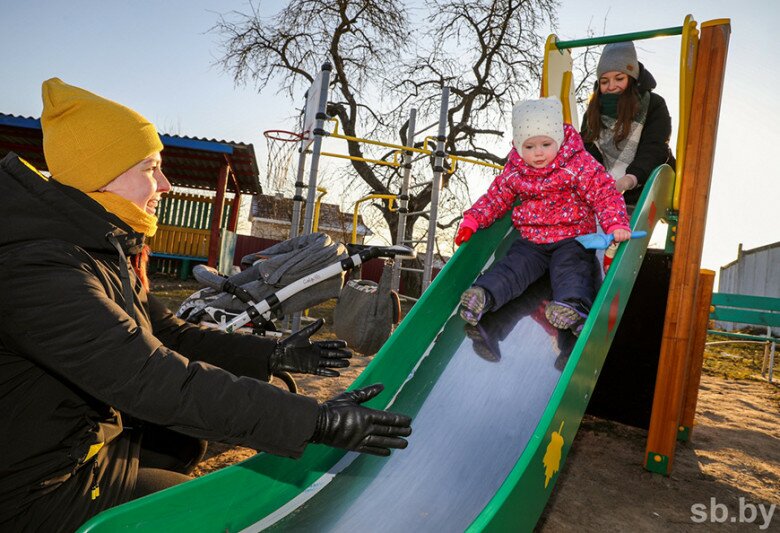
[543,421,565,488]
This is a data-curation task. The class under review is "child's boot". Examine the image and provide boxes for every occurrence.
[545,301,588,336]
[459,286,492,326]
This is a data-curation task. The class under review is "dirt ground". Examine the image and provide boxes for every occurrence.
[152,276,780,531]
[537,375,779,532]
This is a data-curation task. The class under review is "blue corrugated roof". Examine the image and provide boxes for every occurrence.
[0,112,260,194]
[0,114,235,155]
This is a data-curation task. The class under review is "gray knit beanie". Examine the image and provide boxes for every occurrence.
[512,97,564,149]
[597,42,639,80]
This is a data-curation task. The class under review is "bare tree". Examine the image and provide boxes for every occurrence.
[214,0,595,286]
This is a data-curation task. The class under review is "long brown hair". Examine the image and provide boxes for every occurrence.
[583,77,641,146]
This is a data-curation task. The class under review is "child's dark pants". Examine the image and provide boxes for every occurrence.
[475,237,597,312]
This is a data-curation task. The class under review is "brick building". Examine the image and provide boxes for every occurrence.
[250,193,372,244]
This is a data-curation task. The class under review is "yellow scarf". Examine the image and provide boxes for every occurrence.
[86,191,158,237]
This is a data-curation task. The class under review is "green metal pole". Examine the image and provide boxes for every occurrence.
[555,26,683,50]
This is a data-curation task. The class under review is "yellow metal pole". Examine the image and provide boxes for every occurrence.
[329,131,431,156]
[351,194,397,244]
[448,155,503,171]
[312,187,327,232]
[324,119,502,173]
[320,151,402,168]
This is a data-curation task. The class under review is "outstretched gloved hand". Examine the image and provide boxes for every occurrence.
[311,383,412,456]
[455,226,474,246]
[455,215,479,246]
[269,318,352,377]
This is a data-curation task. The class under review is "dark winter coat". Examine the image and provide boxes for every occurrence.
[0,153,318,531]
[581,64,676,205]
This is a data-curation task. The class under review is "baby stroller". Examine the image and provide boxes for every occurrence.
[178,232,347,334]
[176,232,415,389]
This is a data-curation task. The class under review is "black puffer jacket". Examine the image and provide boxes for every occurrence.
[581,64,676,205]
[0,154,318,530]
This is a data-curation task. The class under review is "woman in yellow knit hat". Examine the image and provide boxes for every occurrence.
[0,79,412,532]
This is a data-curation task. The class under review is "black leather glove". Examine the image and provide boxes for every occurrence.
[269,318,352,377]
[310,383,412,456]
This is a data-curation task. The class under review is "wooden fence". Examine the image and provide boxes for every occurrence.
[147,192,235,278]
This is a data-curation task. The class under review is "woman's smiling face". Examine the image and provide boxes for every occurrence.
[599,71,630,95]
[100,152,170,214]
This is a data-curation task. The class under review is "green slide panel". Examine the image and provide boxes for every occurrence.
[79,165,675,532]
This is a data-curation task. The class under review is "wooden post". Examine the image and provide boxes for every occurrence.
[226,170,241,233]
[208,162,229,267]
[645,20,730,475]
[678,269,715,442]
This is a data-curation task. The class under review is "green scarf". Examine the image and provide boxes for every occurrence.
[599,93,620,118]
[86,191,159,237]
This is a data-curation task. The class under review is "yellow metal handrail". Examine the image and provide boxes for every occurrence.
[351,194,398,244]
[312,187,328,232]
[320,150,403,168]
[327,117,430,155]
[448,155,504,173]
[326,117,504,177]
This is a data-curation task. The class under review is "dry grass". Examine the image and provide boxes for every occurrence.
[703,333,776,382]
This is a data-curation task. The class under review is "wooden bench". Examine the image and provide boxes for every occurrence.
[150,253,207,281]
[707,293,780,382]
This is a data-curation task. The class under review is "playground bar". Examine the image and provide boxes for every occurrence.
[326,119,431,156]
[449,154,503,172]
[351,194,397,244]
[320,150,401,168]
[311,187,328,233]
[554,26,683,50]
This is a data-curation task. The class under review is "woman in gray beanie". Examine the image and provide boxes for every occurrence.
[580,41,676,208]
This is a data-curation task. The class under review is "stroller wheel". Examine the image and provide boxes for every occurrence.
[271,371,298,394]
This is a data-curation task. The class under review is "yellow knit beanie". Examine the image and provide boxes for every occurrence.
[41,78,164,192]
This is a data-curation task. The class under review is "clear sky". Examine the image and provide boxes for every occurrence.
[2,1,778,280]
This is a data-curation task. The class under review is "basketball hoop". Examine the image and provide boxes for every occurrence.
[263,129,303,194]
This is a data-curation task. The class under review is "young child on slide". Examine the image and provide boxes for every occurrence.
[455,97,631,336]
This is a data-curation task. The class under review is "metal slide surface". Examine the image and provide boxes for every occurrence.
[255,275,575,532]
[79,165,675,533]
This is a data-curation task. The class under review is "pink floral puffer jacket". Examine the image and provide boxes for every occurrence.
[464,123,630,244]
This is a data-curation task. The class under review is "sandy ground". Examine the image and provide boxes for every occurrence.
[155,278,780,531]
[537,375,779,532]
[191,357,780,532]
[192,373,780,531]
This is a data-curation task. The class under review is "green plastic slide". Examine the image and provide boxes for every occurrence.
[79,165,675,532]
